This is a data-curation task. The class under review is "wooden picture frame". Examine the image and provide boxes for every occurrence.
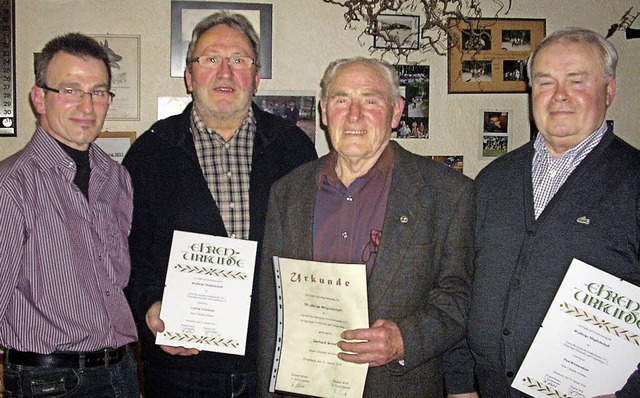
[170,1,273,78]
[95,131,136,163]
[448,18,546,93]
[374,14,420,50]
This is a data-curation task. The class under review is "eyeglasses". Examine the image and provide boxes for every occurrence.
[40,85,115,104]
[187,55,255,70]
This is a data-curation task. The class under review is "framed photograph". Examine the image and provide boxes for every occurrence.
[171,1,272,78]
[481,110,511,158]
[89,35,140,120]
[95,131,136,163]
[393,64,429,139]
[448,18,545,93]
[374,14,420,50]
[430,156,464,173]
[254,91,316,143]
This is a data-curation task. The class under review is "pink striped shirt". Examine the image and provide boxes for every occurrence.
[0,127,137,354]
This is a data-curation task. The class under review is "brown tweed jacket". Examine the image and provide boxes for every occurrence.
[257,141,475,397]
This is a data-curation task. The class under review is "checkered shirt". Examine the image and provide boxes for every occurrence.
[191,107,255,239]
[532,122,607,219]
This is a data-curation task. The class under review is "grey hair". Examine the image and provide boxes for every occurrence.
[527,27,618,85]
[186,11,261,70]
[320,57,401,103]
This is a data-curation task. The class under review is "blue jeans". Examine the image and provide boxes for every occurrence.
[143,361,256,398]
[3,350,140,398]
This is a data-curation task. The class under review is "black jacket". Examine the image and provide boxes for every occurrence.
[122,102,317,373]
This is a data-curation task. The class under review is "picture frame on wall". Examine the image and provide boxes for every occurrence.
[481,110,512,158]
[95,131,136,164]
[254,91,317,143]
[89,34,141,120]
[374,14,420,50]
[170,1,273,78]
[448,18,546,93]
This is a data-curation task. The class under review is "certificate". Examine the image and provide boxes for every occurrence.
[270,257,369,398]
[513,258,640,397]
[156,230,257,355]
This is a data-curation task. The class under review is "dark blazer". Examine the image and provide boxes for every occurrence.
[257,141,475,397]
[122,102,317,374]
[444,129,640,397]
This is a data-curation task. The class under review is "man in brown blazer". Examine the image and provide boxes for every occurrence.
[257,57,475,397]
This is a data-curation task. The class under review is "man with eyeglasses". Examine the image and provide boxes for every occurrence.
[122,11,317,397]
[0,33,139,396]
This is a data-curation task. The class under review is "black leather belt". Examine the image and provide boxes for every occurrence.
[5,345,129,368]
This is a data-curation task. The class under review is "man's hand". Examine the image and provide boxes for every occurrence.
[145,300,200,356]
[337,319,404,367]
[448,393,480,398]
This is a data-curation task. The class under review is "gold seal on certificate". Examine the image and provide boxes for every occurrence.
[156,230,257,355]
[269,257,369,398]
[513,258,640,397]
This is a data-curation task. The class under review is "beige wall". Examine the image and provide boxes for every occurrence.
[7,0,640,177]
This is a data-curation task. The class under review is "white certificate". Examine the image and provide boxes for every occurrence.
[270,257,369,398]
[156,230,257,355]
[513,258,640,397]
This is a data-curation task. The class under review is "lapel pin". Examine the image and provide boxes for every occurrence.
[576,216,590,225]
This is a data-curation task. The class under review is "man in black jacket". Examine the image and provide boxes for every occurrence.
[122,11,317,397]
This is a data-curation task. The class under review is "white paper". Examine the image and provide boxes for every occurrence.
[513,258,640,397]
[270,257,369,398]
[156,230,257,355]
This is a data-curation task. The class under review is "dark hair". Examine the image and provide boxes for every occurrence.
[186,11,261,70]
[35,33,111,88]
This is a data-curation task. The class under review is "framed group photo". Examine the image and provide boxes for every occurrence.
[481,110,511,157]
[170,1,273,78]
[374,14,420,50]
[393,64,430,139]
[448,18,546,93]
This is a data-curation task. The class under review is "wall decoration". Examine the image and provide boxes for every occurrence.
[606,6,640,39]
[254,92,316,143]
[323,0,512,61]
[95,131,136,163]
[373,14,419,50]
[448,18,545,93]
[157,96,191,120]
[431,156,464,173]
[481,110,511,157]
[90,35,140,120]
[393,64,429,139]
[171,1,272,78]
[0,0,16,137]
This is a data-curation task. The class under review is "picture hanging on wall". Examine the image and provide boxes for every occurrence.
[254,91,316,143]
[171,1,272,78]
[448,18,546,93]
[374,14,420,50]
[481,110,512,158]
[393,64,429,139]
[89,35,141,120]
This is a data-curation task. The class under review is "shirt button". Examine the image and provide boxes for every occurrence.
[341,231,348,239]
[229,202,235,208]
[346,196,353,202]
[225,143,230,150]
[227,171,232,178]
[97,255,102,261]
[105,291,111,296]
[511,279,520,288]
[230,233,237,239]
[503,328,511,336]
[527,230,535,237]
[506,371,514,378]
[549,169,557,177]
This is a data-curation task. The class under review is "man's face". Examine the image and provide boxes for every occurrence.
[531,39,615,156]
[30,51,110,151]
[185,24,261,125]
[320,62,404,164]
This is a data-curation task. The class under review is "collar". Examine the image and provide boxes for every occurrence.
[317,144,394,188]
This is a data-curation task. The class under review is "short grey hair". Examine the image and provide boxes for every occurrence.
[186,11,261,70]
[527,27,618,85]
[320,57,401,103]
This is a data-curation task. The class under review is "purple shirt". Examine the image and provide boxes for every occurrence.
[0,127,137,354]
[313,146,394,277]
